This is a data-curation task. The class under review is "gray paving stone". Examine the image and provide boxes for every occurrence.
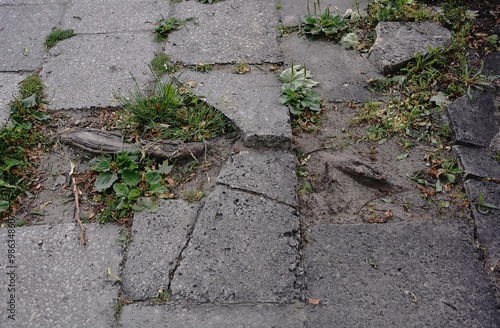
[119,303,307,328]
[280,35,381,102]
[305,222,500,327]
[454,145,500,180]
[0,223,123,327]
[217,150,297,207]
[483,52,500,76]
[166,0,282,65]
[0,0,67,4]
[41,33,155,110]
[0,4,63,71]
[445,91,499,147]
[182,68,292,148]
[170,186,301,303]
[464,179,500,269]
[61,0,169,34]
[369,21,452,75]
[122,200,199,300]
[278,0,371,27]
[0,73,26,125]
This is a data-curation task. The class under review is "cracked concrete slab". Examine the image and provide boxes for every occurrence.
[0,73,26,125]
[445,91,499,147]
[305,222,500,327]
[122,200,199,300]
[454,145,500,180]
[464,179,500,269]
[41,33,155,110]
[0,223,123,327]
[217,150,297,207]
[61,0,169,34]
[0,4,63,71]
[369,21,452,75]
[170,186,301,303]
[182,68,292,148]
[280,35,381,102]
[119,303,307,327]
[166,0,282,64]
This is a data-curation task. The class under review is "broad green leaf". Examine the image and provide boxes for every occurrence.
[21,93,37,108]
[0,200,9,213]
[145,171,162,185]
[149,184,168,195]
[2,158,21,171]
[34,111,51,123]
[132,197,159,213]
[340,32,359,50]
[435,179,442,192]
[430,92,451,106]
[447,174,456,184]
[95,172,118,192]
[113,183,129,197]
[396,153,409,160]
[90,159,111,173]
[128,188,141,200]
[158,160,173,175]
[121,169,141,186]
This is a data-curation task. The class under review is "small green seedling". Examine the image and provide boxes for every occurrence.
[45,29,75,49]
[154,17,194,42]
[477,193,499,214]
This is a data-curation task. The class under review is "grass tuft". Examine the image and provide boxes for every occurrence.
[45,29,75,49]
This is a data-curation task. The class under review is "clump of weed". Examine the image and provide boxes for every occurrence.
[154,17,193,42]
[233,63,251,74]
[115,77,232,142]
[150,53,180,76]
[184,189,205,202]
[191,63,213,73]
[45,29,75,49]
[300,1,350,41]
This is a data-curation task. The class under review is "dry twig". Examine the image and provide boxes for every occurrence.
[71,177,86,246]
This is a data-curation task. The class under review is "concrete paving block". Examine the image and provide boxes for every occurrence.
[119,303,307,328]
[369,21,452,75]
[0,73,26,125]
[483,52,500,76]
[280,35,381,103]
[166,0,282,65]
[41,33,155,110]
[464,179,500,269]
[0,4,63,71]
[170,186,301,303]
[305,222,500,327]
[0,0,67,4]
[454,145,500,180]
[0,223,123,327]
[445,91,499,147]
[278,0,371,27]
[181,68,292,149]
[217,150,297,207]
[61,0,169,34]
[122,200,199,300]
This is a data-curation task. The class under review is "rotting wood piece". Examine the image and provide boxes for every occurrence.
[59,128,205,161]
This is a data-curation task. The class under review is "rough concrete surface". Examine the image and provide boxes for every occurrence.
[182,68,292,148]
[305,222,500,327]
[217,150,297,207]
[369,21,452,75]
[0,73,26,125]
[61,0,168,34]
[170,186,301,303]
[0,223,123,327]
[0,4,63,71]
[464,179,500,268]
[166,0,282,65]
[122,200,199,300]
[119,303,307,328]
[454,145,500,180]
[280,36,381,102]
[41,33,155,110]
[445,91,499,147]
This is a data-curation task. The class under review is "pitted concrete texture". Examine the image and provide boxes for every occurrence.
[41,33,155,110]
[369,21,452,75]
[119,303,307,328]
[166,0,282,65]
[170,186,301,303]
[0,4,63,71]
[445,91,499,147]
[0,73,26,125]
[464,179,500,269]
[217,150,297,207]
[61,0,169,33]
[454,145,500,180]
[278,0,371,27]
[280,36,381,102]
[182,68,292,148]
[122,200,199,300]
[305,222,500,327]
[0,223,123,327]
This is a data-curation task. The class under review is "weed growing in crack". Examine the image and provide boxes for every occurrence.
[45,29,75,49]
[279,64,323,131]
[150,53,180,76]
[300,1,350,41]
[154,16,194,42]
[115,77,232,142]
